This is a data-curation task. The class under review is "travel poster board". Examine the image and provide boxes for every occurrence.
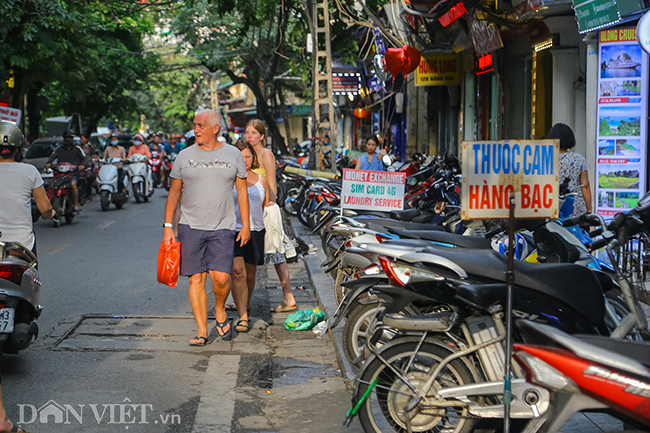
[597,28,648,216]
[460,140,560,220]
[341,169,406,211]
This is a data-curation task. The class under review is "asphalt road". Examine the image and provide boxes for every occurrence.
[3,189,358,433]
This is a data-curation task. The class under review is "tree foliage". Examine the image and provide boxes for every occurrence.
[1,0,159,136]
[171,0,311,152]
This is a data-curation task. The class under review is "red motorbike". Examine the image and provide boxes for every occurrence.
[161,153,177,191]
[150,151,163,188]
[46,162,77,228]
[514,319,650,432]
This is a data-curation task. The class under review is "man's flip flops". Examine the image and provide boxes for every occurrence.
[270,302,298,313]
[189,336,210,346]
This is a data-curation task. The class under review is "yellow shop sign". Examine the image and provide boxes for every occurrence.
[415,54,460,86]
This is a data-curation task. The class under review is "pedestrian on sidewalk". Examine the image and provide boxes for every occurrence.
[549,123,592,217]
[163,109,251,345]
[231,140,271,333]
[355,136,384,171]
[245,119,298,313]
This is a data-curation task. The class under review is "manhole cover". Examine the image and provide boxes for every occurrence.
[54,315,233,352]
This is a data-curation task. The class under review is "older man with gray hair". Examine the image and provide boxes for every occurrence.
[163,109,251,345]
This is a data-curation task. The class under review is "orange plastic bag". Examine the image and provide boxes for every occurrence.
[157,240,181,288]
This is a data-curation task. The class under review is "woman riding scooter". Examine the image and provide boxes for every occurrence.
[0,122,54,432]
[103,133,127,193]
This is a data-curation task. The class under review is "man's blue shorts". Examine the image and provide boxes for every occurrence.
[177,224,235,276]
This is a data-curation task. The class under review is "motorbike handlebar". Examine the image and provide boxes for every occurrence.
[562,216,582,227]
[590,238,608,251]
[588,227,603,237]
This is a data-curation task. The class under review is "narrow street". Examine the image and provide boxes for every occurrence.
[2,191,362,432]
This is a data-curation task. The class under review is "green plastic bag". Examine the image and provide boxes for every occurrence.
[284,308,325,331]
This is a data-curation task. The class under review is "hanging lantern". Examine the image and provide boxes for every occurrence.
[354,107,367,119]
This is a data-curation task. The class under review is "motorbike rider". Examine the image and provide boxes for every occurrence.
[102,133,127,193]
[0,123,38,433]
[45,129,88,214]
[79,132,97,202]
[163,135,181,158]
[0,122,55,249]
[127,134,152,159]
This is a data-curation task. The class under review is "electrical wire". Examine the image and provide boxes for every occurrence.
[273,0,290,60]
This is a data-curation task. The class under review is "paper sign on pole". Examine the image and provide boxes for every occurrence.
[461,140,560,220]
[341,169,406,211]
[0,107,21,125]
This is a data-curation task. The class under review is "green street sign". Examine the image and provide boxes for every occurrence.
[573,0,620,34]
[573,0,643,34]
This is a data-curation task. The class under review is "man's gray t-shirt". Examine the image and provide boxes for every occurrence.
[170,144,246,231]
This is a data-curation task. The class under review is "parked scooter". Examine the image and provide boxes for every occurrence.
[0,236,42,354]
[128,153,154,203]
[97,157,130,211]
[45,162,77,227]
[514,319,650,432]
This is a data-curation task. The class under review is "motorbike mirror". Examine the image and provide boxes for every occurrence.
[382,155,392,166]
[407,176,418,186]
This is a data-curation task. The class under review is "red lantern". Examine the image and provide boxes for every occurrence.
[354,107,367,119]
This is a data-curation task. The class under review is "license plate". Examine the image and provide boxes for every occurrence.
[0,309,15,333]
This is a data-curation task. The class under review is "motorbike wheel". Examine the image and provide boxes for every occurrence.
[100,191,110,211]
[342,300,383,371]
[52,197,62,227]
[64,212,73,224]
[133,183,143,203]
[356,340,475,433]
[605,293,644,341]
[115,201,124,209]
[162,173,170,191]
[335,264,360,306]
[297,198,314,228]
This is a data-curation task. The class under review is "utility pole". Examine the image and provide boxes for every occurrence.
[311,0,337,173]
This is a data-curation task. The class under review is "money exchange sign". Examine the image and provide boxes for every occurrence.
[342,169,406,211]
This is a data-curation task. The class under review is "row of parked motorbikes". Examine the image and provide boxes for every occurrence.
[277,151,650,432]
[45,150,177,225]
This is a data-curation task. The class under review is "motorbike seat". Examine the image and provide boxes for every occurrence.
[421,246,605,324]
[383,239,442,249]
[390,209,421,221]
[353,217,445,232]
[388,227,491,249]
[575,336,650,369]
[455,283,508,310]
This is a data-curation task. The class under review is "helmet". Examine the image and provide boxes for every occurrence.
[491,233,529,261]
[62,129,74,138]
[0,122,24,148]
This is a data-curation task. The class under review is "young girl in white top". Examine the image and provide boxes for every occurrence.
[232,140,271,333]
